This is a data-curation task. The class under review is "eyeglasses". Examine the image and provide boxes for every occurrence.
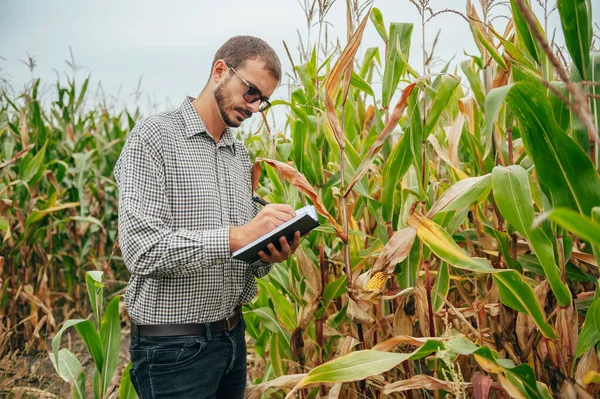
[226,62,272,112]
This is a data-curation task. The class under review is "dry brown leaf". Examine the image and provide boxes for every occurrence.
[383,375,456,395]
[295,248,321,296]
[0,144,35,170]
[491,67,509,89]
[298,296,320,330]
[448,113,465,168]
[466,1,486,56]
[251,161,261,193]
[371,227,417,274]
[325,93,345,149]
[436,303,501,319]
[324,8,371,101]
[335,336,361,357]
[497,374,527,399]
[245,374,306,399]
[576,349,600,385]
[571,250,598,267]
[427,135,469,179]
[327,383,343,399]
[458,96,477,135]
[363,105,375,132]
[322,323,343,338]
[556,303,578,367]
[19,109,29,147]
[516,312,530,353]
[560,379,595,399]
[473,372,493,399]
[66,124,75,143]
[414,279,430,337]
[347,297,374,324]
[256,158,347,242]
[345,83,416,196]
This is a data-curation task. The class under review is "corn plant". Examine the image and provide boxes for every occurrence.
[242,0,600,397]
[50,270,135,399]
[0,75,130,357]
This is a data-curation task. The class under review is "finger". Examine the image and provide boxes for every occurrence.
[266,243,281,259]
[290,231,301,252]
[258,250,274,263]
[265,204,296,218]
[278,236,291,254]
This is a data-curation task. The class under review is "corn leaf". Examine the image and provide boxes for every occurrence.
[506,81,600,216]
[492,165,571,306]
[557,0,592,80]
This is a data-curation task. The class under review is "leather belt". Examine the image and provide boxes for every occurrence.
[137,307,241,337]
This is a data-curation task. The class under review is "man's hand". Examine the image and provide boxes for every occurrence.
[258,230,301,263]
[230,204,297,253]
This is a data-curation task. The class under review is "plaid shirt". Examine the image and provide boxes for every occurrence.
[114,97,271,324]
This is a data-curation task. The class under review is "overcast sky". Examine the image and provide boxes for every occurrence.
[1,0,589,131]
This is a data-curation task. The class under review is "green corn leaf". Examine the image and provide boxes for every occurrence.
[270,333,285,377]
[460,60,486,110]
[537,207,600,246]
[381,132,413,222]
[369,8,388,43]
[409,212,556,338]
[251,307,291,347]
[323,275,348,300]
[431,262,450,312]
[428,174,492,216]
[100,295,121,395]
[492,165,571,306]
[118,362,137,399]
[557,0,592,80]
[25,202,80,229]
[52,319,104,373]
[350,72,374,97]
[86,271,104,326]
[424,76,461,137]
[382,23,413,107]
[18,140,47,183]
[483,85,511,159]
[257,279,296,331]
[493,270,556,339]
[506,81,600,216]
[49,348,86,399]
[509,0,543,65]
[295,340,444,388]
[575,287,600,360]
[408,212,493,273]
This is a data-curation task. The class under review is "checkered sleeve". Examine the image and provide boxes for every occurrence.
[115,122,230,278]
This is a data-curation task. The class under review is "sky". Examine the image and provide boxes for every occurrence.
[0,0,589,132]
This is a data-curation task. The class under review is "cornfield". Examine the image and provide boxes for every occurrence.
[1,0,600,398]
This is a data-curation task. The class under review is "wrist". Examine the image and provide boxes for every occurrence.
[229,225,246,253]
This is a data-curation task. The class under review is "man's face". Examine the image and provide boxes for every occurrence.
[214,59,279,128]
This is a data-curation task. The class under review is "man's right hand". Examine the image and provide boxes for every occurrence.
[229,204,296,253]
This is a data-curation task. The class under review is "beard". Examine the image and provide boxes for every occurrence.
[214,79,252,128]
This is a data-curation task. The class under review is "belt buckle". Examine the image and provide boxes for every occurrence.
[226,314,234,331]
[225,307,239,331]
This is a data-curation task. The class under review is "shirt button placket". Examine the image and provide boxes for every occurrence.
[216,146,232,313]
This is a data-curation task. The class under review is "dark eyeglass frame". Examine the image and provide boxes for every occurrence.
[225,62,271,112]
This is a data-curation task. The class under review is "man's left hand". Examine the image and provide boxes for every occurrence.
[258,231,301,263]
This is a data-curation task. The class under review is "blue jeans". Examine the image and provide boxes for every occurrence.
[128,319,247,399]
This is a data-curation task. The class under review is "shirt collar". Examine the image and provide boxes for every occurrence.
[181,96,235,149]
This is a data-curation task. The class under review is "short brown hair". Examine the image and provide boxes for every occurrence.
[212,36,282,81]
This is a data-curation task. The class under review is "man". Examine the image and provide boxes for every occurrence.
[114,36,301,399]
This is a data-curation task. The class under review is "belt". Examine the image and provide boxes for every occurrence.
[136,307,241,337]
